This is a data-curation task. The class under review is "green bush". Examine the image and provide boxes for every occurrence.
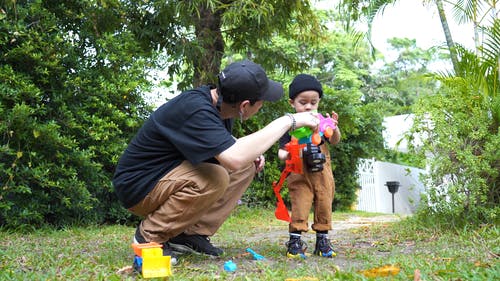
[411,41,499,225]
[0,1,151,229]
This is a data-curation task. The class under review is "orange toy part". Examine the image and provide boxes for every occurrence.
[284,138,305,174]
[273,172,291,222]
[272,138,305,222]
[132,242,162,257]
[323,126,334,138]
[311,132,322,145]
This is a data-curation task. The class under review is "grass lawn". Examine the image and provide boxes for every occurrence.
[0,206,498,280]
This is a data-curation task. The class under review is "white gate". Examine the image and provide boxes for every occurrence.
[356,158,377,212]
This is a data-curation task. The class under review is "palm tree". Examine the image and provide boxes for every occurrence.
[338,0,499,223]
[434,0,460,73]
[336,0,497,75]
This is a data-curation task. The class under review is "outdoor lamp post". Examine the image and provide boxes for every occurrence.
[385,181,400,214]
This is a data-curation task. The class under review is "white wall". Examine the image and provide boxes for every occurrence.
[356,114,428,214]
[374,161,426,214]
[356,159,426,214]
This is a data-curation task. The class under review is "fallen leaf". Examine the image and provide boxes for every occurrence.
[285,278,319,281]
[474,260,490,268]
[116,265,133,274]
[359,264,400,277]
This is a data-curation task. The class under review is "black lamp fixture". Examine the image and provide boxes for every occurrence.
[385,181,400,214]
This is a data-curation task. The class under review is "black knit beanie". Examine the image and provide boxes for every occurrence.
[288,74,323,100]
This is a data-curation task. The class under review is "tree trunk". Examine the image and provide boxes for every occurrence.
[471,1,481,55]
[435,0,460,74]
[192,5,225,87]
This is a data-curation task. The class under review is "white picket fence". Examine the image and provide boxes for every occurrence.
[355,158,426,214]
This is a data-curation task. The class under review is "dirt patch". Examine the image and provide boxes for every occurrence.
[244,214,401,243]
[174,214,403,276]
[241,215,402,271]
[332,215,401,230]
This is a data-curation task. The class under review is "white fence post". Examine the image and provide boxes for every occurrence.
[356,158,377,212]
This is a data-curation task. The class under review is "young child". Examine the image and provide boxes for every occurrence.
[278,74,341,258]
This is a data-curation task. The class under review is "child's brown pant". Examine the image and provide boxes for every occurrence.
[287,143,335,233]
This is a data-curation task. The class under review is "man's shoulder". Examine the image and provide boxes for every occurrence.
[158,86,212,113]
[172,86,211,101]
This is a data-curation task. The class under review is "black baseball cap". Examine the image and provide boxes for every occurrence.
[218,60,284,103]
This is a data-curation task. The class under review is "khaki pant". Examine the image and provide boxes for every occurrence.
[128,160,255,243]
[288,143,335,233]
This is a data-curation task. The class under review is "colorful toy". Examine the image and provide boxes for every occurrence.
[272,138,305,222]
[132,242,172,278]
[317,113,337,139]
[246,248,265,260]
[223,260,237,272]
[290,126,313,142]
[290,113,337,145]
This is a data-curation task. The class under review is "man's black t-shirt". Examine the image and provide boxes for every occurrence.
[113,86,236,208]
[279,133,292,149]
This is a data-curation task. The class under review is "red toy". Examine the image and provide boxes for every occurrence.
[272,138,305,222]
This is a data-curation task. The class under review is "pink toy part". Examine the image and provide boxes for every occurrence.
[311,113,337,145]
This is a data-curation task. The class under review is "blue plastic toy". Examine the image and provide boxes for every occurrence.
[246,248,265,260]
[224,260,237,272]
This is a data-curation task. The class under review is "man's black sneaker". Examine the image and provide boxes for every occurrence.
[285,235,307,259]
[133,225,178,265]
[168,233,223,256]
[313,233,336,258]
[133,225,147,243]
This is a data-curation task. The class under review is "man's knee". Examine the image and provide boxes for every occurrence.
[198,163,230,193]
[230,162,256,181]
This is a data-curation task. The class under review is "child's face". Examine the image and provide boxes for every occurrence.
[289,90,320,113]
